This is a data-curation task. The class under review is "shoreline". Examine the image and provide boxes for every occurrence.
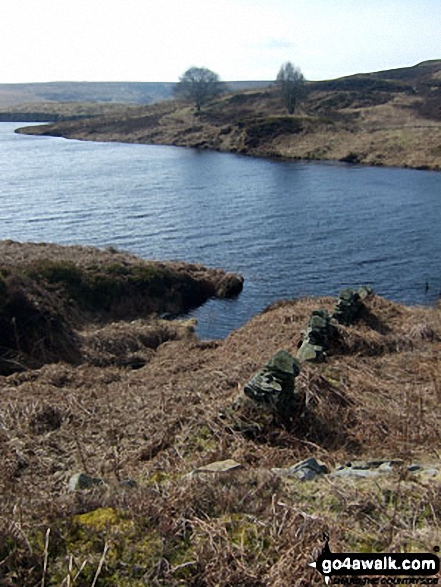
[0,240,243,374]
[8,59,441,172]
[16,114,441,173]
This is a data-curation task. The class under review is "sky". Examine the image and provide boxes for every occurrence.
[1,0,441,84]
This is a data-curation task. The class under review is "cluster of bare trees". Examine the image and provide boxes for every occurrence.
[174,62,305,114]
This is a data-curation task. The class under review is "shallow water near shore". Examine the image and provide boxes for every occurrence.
[2,122,441,338]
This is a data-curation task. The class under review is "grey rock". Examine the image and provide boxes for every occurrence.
[419,468,439,477]
[378,462,395,473]
[273,457,328,481]
[190,459,243,477]
[244,349,300,424]
[358,285,374,300]
[331,458,403,478]
[296,341,326,363]
[407,463,423,472]
[371,458,403,468]
[407,464,439,477]
[343,459,402,470]
[119,479,138,488]
[345,460,371,470]
[332,288,361,325]
[331,468,380,479]
[296,309,334,363]
[68,472,105,492]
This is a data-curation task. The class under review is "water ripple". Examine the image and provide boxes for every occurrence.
[2,122,441,339]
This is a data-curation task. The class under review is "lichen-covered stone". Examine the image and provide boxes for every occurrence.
[297,309,334,363]
[332,286,374,325]
[331,462,440,479]
[243,349,300,424]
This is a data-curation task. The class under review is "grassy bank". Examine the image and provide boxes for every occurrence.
[16,60,441,171]
[0,241,243,374]
[0,243,440,584]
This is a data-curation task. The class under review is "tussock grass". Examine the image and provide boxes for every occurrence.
[0,282,440,584]
[0,241,242,374]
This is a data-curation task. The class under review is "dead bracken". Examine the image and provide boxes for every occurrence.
[0,241,440,586]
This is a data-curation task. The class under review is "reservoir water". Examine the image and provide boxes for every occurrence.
[1,122,440,339]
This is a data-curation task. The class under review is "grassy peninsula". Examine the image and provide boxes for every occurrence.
[0,241,440,585]
[16,60,441,171]
[0,241,243,374]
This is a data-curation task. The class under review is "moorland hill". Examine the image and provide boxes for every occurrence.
[16,60,441,170]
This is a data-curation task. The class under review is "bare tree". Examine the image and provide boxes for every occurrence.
[174,67,223,112]
[276,62,305,114]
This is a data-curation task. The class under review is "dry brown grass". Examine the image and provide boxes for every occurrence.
[0,240,242,374]
[0,277,440,584]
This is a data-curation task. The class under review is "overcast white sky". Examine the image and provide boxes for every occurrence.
[1,0,440,84]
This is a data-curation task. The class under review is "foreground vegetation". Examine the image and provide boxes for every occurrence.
[16,60,441,171]
[0,242,440,585]
[0,240,242,374]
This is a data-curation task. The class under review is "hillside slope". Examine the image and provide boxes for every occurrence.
[0,244,440,584]
[16,60,441,170]
[0,81,176,108]
[0,241,243,374]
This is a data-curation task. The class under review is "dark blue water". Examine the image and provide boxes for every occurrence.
[1,122,440,338]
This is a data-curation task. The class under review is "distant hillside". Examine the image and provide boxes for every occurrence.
[0,101,144,123]
[0,80,269,109]
[0,81,172,107]
[312,59,441,94]
[17,60,441,171]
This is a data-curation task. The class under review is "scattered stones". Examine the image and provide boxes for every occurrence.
[190,459,243,476]
[272,457,328,481]
[330,459,439,479]
[271,456,440,482]
[243,349,300,424]
[185,454,438,484]
[68,473,106,492]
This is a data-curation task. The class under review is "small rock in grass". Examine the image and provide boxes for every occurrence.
[68,472,106,492]
[191,459,243,476]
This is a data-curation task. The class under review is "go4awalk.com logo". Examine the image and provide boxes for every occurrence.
[308,534,440,585]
